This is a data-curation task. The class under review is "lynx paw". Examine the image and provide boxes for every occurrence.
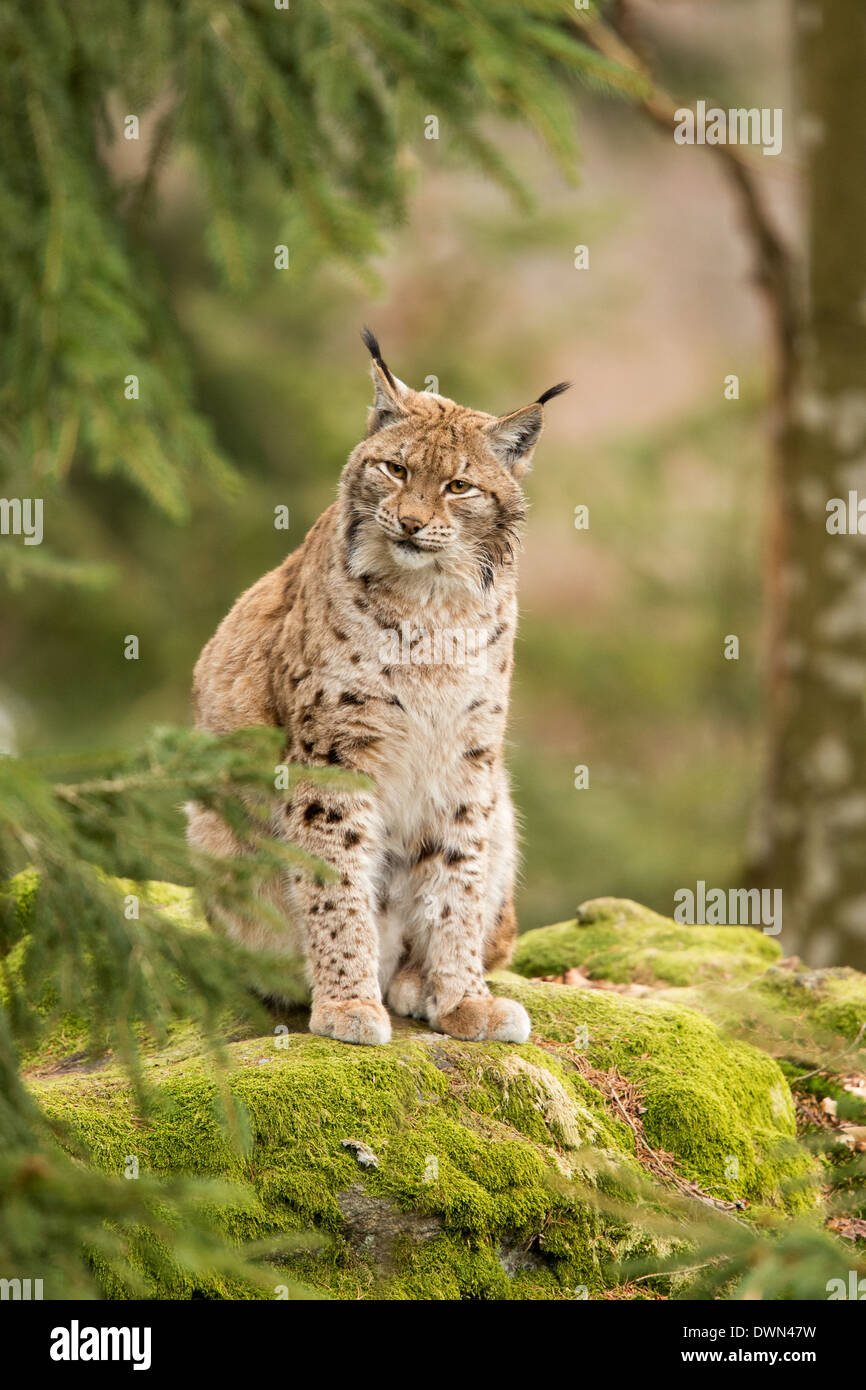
[433,995,531,1043]
[309,997,392,1046]
[386,966,429,1020]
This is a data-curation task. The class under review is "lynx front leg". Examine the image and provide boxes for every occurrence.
[410,809,530,1044]
[284,782,390,1045]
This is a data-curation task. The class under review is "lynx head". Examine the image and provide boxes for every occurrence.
[339,328,569,597]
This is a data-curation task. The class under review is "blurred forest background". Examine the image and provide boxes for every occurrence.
[1,0,862,963]
[3,0,866,1304]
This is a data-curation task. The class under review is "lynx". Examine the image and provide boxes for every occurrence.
[188,331,568,1045]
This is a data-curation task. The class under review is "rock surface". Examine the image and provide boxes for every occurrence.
[513,897,866,1071]
[10,880,847,1298]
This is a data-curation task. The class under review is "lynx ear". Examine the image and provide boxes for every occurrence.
[485,381,570,473]
[485,404,543,470]
[362,326,409,433]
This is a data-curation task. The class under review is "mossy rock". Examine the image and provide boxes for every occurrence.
[9,878,822,1299]
[494,974,812,1207]
[511,896,866,1075]
[663,963,866,1071]
[512,897,782,987]
[750,965,866,1043]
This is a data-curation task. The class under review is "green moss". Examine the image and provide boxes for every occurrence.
[512,897,866,1078]
[512,897,782,987]
[30,1026,632,1299]
[27,970,816,1299]
[12,879,828,1298]
[743,967,866,1044]
[0,867,41,941]
[655,962,866,1069]
[3,875,256,1073]
[489,972,815,1212]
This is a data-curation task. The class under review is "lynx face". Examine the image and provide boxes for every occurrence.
[339,336,567,597]
[343,399,526,587]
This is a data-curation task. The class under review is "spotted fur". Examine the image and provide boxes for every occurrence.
[187,337,568,1045]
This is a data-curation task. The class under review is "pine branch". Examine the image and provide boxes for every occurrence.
[1,0,641,571]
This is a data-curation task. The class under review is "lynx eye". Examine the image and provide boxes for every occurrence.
[384,460,408,481]
[446,478,475,495]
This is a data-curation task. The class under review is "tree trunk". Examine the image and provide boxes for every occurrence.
[762,0,866,968]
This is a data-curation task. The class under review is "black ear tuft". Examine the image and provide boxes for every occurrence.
[536,381,571,407]
[361,325,382,360]
[361,325,398,392]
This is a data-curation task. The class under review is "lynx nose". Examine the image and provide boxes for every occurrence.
[399,515,425,536]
